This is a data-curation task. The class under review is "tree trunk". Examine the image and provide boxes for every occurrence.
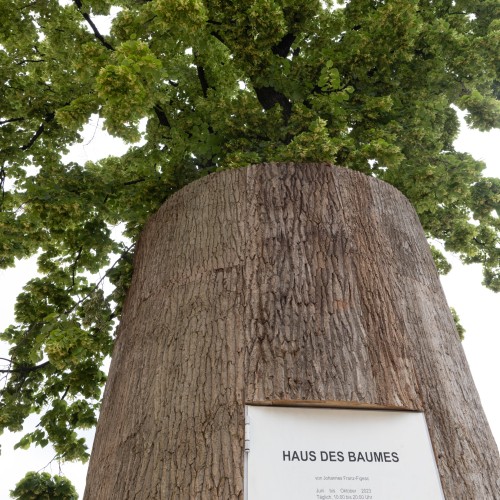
[84,163,500,499]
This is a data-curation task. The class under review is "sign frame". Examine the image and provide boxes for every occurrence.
[244,404,445,500]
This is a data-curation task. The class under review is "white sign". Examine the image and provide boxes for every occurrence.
[245,406,444,500]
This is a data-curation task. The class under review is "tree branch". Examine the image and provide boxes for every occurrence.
[254,86,292,122]
[73,0,114,51]
[207,22,229,49]
[61,385,70,401]
[20,112,55,151]
[252,32,297,122]
[0,361,50,374]
[123,178,146,186]
[272,33,296,58]
[1,117,25,125]
[15,59,45,65]
[65,242,136,314]
[0,165,4,208]
[20,1,38,10]
[196,65,210,98]
[153,104,171,128]
[70,246,84,289]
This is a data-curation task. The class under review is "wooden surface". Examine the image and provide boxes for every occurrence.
[84,163,500,499]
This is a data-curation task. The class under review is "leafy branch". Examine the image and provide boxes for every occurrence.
[73,0,114,51]
[67,241,136,315]
[20,112,55,151]
[0,360,50,374]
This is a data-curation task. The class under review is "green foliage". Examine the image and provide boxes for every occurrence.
[430,245,452,275]
[0,0,498,475]
[451,308,466,341]
[10,471,78,500]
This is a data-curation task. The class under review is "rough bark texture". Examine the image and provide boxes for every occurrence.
[84,163,500,499]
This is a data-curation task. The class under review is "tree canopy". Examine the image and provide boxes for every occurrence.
[10,471,78,500]
[0,0,499,467]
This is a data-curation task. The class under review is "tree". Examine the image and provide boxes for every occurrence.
[84,162,500,498]
[0,0,498,475]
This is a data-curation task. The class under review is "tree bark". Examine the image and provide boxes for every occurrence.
[84,163,500,499]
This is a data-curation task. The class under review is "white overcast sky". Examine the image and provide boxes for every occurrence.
[0,114,499,499]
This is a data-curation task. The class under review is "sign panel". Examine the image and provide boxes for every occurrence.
[245,406,444,500]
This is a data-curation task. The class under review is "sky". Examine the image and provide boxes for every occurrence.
[0,116,499,499]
